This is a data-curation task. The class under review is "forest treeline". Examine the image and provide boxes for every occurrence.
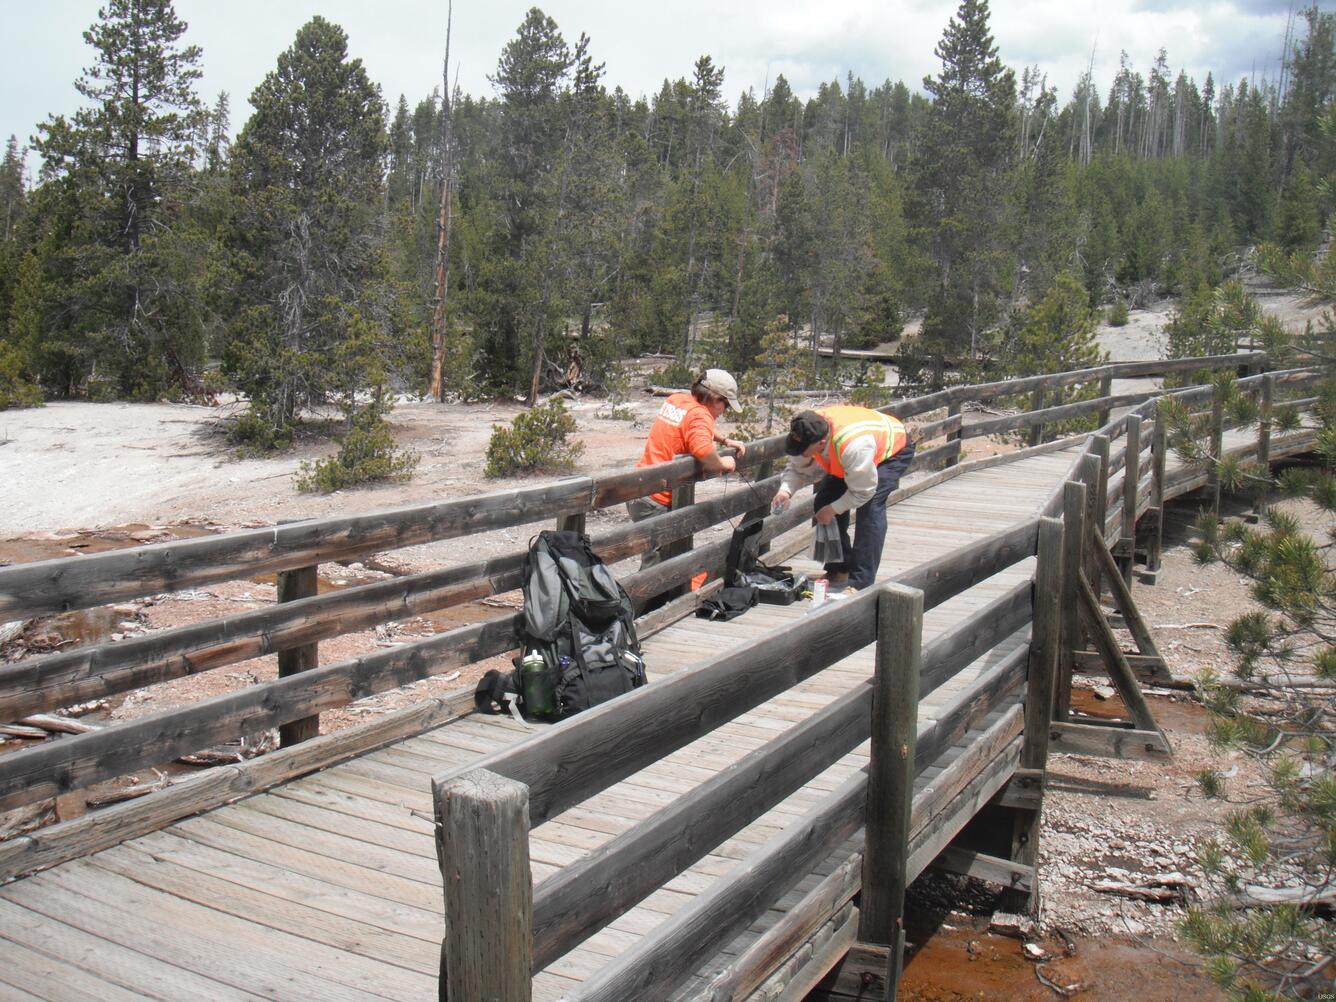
[0,0,1332,444]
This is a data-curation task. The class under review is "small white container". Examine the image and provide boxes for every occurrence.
[811,577,828,607]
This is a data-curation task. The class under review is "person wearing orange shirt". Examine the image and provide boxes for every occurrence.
[628,369,746,571]
[771,406,914,591]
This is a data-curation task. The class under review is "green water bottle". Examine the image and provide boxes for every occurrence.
[520,650,556,720]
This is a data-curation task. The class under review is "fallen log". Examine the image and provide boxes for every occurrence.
[1221,885,1336,910]
[0,724,47,739]
[1091,873,1195,903]
[16,714,97,736]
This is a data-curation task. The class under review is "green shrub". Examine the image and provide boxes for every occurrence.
[1107,300,1130,327]
[485,400,585,478]
[652,360,695,389]
[295,403,419,493]
[230,408,293,453]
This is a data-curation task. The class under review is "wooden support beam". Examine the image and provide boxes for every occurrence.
[1072,650,1169,676]
[1049,721,1170,760]
[860,584,923,1000]
[1253,373,1273,522]
[1076,569,1168,742]
[931,846,1035,893]
[1146,409,1168,574]
[434,768,532,1002]
[1087,525,1171,683]
[995,767,1044,810]
[276,563,319,747]
[1119,414,1141,586]
[1010,515,1063,913]
[1056,481,1086,722]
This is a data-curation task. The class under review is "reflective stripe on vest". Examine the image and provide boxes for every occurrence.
[816,407,907,479]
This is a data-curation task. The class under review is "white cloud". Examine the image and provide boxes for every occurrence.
[0,0,1300,166]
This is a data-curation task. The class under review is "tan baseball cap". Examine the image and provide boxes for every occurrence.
[698,368,741,410]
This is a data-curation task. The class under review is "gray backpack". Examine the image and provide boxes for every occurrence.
[475,530,647,720]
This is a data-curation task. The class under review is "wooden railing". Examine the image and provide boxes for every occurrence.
[433,518,1046,1001]
[0,349,1321,888]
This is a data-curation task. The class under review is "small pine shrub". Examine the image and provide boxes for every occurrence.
[231,409,293,453]
[485,400,585,478]
[1107,300,1130,327]
[296,404,419,493]
[652,360,695,389]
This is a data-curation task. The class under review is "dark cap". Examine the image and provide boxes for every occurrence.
[785,410,830,456]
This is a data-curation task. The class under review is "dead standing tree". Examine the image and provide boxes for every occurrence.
[429,1,456,402]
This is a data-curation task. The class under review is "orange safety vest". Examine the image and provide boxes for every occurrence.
[810,406,908,479]
[638,392,717,506]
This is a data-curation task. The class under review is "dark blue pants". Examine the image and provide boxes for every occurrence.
[813,441,915,590]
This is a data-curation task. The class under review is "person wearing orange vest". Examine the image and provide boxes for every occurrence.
[771,406,914,591]
[628,369,747,573]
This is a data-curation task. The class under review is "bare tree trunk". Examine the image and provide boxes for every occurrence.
[429,2,455,402]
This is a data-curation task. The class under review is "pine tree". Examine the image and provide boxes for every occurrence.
[911,0,1017,361]
[31,0,208,398]
[484,7,573,394]
[225,16,396,437]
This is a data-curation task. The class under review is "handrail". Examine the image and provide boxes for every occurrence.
[0,350,1269,622]
[0,353,1322,840]
[435,513,1059,1001]
[428,517,1039,828]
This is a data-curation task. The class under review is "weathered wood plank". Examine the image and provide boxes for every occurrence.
[1049,721,1171,760]
[858,584,922,998]
[436,769,532,1002]
[0,479,595,621]
[0,688,474,883]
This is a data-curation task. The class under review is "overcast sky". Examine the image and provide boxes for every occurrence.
[2,0,1307,163]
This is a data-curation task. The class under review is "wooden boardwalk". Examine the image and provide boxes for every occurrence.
[0,450,1073,1002]
[0,357,1320,1001]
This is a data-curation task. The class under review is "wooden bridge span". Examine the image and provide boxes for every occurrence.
[0,353,1322,1001]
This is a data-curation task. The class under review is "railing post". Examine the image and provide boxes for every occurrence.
[1253,373,1273,522]
[1145,406,1168,576]
[661,482,696,598]
[1119,415,1140,587]
[860,582,924,998]
[945,400,962,467]
[435,768,533,1002]
[556,512,587,535]
[1089,434,1110,603]
[1208,384,1225,518]
[1027,386,1046,447]
[1011,515,1064,914]
[1056,481,1086,723]
[277,562,320,746]
[1096,370,1114,428]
